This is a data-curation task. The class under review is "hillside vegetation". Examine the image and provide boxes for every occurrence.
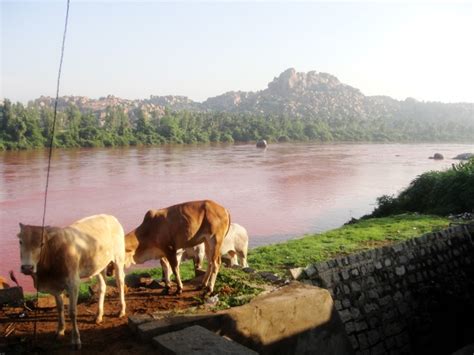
[370,158,474,217]
[1,68,473,150]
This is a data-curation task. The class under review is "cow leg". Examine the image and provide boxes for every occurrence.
[207,246,222,294]
[167,252,183,295]
[95,271,107,324]
[194,245,205,275]
[228,250,238,266]
[192,254,200,277]
[114,262,126,318]
[240,251,249,268]
[160,258,172,294]
[54,293,65,337]
[201,237,222,294]
[201,240,213,289]
[68,282,81,350]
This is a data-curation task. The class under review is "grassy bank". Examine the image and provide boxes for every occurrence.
[31,214,449,305]
[126,214,449,306]
[247,213,449,275]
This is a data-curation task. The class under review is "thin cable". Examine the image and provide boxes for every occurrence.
[34,0,71,343]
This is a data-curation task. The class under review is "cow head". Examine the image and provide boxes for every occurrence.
[124,228,165,265]
[17,223,44,275]
[124,230,138,267]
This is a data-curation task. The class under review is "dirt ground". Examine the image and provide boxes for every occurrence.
[0,279,210,354]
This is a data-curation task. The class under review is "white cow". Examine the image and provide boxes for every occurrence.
[18,215,127,350]
[161,223,249,283]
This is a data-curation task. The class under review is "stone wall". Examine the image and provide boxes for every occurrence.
[304,224,474,354]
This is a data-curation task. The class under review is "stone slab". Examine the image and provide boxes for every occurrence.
[137,314,219,341]
[152,325,257,355]
[128,314,154,334]
[452,343,474,355]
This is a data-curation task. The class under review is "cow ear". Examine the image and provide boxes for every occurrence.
[19,223,25,230]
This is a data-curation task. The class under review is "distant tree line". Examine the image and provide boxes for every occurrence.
[1,99,473,150]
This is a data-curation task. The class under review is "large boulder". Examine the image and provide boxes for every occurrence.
[453,153,474,160]
[429,153,444,160]
[256,139,268,148]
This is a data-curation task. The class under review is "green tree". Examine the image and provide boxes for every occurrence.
[79,112,102,147]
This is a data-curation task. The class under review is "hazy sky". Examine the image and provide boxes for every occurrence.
[1,1,473,103]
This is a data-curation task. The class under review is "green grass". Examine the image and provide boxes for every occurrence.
[248,213,449,275]
[128,260,264,310]
[128,259,196,281]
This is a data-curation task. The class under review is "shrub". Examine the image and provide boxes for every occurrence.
[370,158,474,217]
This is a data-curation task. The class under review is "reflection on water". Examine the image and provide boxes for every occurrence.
[1,142,473,291]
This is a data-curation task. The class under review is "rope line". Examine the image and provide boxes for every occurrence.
[35,0,71,344]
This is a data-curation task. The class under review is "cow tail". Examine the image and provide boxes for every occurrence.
[224,209,231,238]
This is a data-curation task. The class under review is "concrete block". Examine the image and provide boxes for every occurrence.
[128,314,153,333]
[204,282,354,354]
[152,325,257,355]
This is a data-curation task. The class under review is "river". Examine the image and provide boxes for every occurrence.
[1,142,472,290]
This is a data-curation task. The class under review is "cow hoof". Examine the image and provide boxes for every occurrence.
[95,317,103,325]
[174,289,182,296]
[55,331,65,339]
[72,343,82,351]
[118,310,126,318]
[202,288,213,297]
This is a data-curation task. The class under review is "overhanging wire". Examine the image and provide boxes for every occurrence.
[34,0,71,344]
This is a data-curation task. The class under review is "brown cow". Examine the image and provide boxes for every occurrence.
[18,215,127,350]
[125,200,230,294]
[161,222,250,284]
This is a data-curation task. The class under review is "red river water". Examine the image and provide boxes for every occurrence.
[1,142,472,291]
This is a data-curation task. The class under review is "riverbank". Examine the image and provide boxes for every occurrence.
[66,213,455,302]
[1,213,456,353]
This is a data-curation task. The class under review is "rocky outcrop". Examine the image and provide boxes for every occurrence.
[454,153,474,160]
[202,68,367,119]
[29,69,474,127]
[202,68,473,124]
[147,95,201,111]
[429,153,444,160]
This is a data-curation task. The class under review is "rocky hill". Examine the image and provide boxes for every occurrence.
[31,68,474,126]
[33,95,166,119]
[203,68,473,126]
[203,68,367,119]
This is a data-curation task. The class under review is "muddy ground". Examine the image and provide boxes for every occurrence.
[0,279,210,354]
